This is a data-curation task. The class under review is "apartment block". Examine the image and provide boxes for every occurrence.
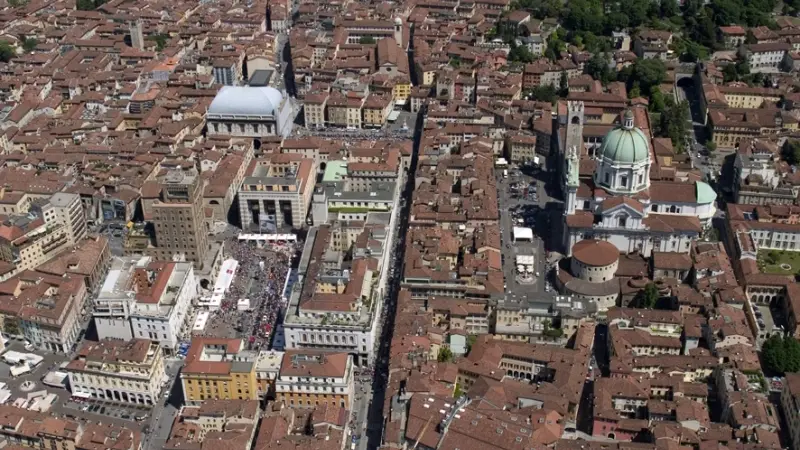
[93,256,196,354]
[275,350,353,409]
[181,338,259,404]
[0,193,89,278]
[165,400,260,450]
[237,154,316,231]
[0,405,141,450]
[66,339,166,405]
[0,272,86,353]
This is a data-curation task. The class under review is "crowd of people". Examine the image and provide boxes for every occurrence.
[203,235,301,350]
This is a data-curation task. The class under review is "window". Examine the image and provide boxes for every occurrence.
[618,216,627,228]
[620,176,628,187]
[604,173,610,184]
[651,204,658,212]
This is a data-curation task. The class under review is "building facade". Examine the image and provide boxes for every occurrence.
[150,170,209,266]
[66,339,166,405]
[181,338,259,404]
[275,351,353,409]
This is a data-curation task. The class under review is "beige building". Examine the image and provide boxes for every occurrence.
[506,134,538,163]
[304,92,327,128]
[0,193,88,278]
[0,405,141,450]
[166,400,260,450]
[238,154,316,230]
[327,95,363,129]
[0,272,86,353]
[150,169,209,266]
[66,339,166,405]
[362,94,393,128]
[275,351,354,409]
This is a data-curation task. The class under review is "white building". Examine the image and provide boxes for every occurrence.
[207,86,295,140]
[562,105,717,257]
[275,351,354,409]
[46,193,88,246]
[94,257,196,354]
[66,339,165,405]
[742,43,791,72]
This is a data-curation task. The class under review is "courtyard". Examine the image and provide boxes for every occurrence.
[758,249,800,276]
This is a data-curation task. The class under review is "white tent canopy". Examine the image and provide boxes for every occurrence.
[512,227,534,242]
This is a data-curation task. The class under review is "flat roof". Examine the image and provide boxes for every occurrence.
[322,161,348,182]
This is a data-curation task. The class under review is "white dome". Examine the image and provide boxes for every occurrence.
[208,86,284,116]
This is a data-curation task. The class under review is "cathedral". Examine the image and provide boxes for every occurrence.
[561,102,717,257]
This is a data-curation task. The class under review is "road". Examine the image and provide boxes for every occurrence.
[361,108,423,450]
[143,358,184,450]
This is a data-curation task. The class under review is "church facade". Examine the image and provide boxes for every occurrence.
[562,102,717,257]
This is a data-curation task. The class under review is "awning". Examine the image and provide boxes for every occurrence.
[72,392,91,399]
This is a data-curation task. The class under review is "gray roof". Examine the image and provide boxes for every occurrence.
[208,86,284,117]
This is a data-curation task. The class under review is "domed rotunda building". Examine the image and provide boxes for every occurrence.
[562,103,717,258]
[593,110,651,195]
[206,86,294,140]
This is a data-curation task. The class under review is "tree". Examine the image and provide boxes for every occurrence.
[21,36,37,53]
[0,42,15,63]
[762,335,800,374]
[358,36,376,45]
[453,383,463,398]
[153,34,169,51]
[466,335,477,354]
[586,53,612,84]
[437,347,454,362]
[559,71,569,96]
[782,140,800,166]
[638,282,660,309]
[658,97,690,150]
[563,0,604,35]
[524,84,559,103]
[7,0,28,7]
[629,58,667,95]
[509,44,535,63]
[706,141,717,152]
[76,0,106,10]
[649,86,666,113]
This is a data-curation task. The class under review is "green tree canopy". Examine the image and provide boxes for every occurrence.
[782,140,800,166]
[359,36,376,45]
[524,84,559,103]
[638,283,660,308]
[0,42,15,63]
[762,335,800,374]
[21,37,37,53]
[437,346,454,362]
[658,97,691,150]
[629,58,667,95]
[586,53,613,84]
[509,43,535,63]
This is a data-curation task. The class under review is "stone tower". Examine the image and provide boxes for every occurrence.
[129,20,144,51]
[565,100,584,158]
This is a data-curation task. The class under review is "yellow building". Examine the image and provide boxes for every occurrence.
[708,108,798,149]
[393,81,412,103]
[720,85,781,109]
[181,338,259,404]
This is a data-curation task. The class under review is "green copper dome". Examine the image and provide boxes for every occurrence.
[598,125,650,165]
[696,181,717,204]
